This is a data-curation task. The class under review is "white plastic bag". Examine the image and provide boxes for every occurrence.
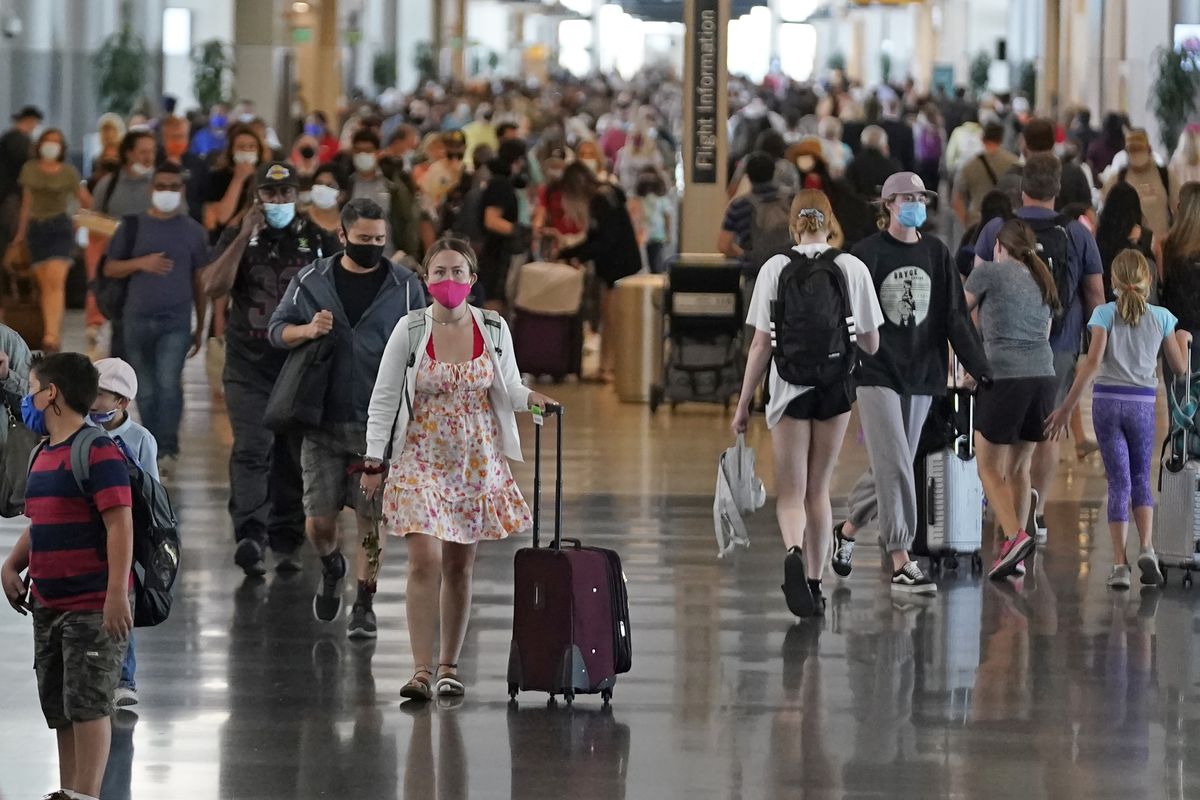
[713,434,767,558]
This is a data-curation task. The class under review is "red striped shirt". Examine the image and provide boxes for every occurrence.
[27,428,133,611]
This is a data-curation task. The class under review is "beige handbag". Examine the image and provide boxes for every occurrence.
[73,210,121,237]
[511,261,586,316]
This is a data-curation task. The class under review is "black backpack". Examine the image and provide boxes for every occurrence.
[1024,214,1075,338]
[37,426,181,627]
[770,248,856,387]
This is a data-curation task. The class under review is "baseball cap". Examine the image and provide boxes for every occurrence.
[12,105,44,122]
[95,358,138,401]
[255,161,299,189]
[880,171,937,200]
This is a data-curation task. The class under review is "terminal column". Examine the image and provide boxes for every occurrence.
[679,0,730,255]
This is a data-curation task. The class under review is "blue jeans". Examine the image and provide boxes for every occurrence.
[119,631,136,689]
[124,314,192,455]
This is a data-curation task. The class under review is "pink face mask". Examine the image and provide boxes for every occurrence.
[427,279,472,309]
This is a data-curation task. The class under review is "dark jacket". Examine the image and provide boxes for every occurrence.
[559,186,641,286]
[851,231,991,395]
[845,148,903,201]
[268,255,426,424]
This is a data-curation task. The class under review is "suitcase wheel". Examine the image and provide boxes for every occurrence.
[649,386,664,414]
[946,555,960,571]
[1160,563,1168,584]
[972,553,984,575]
[508,683,519,701]
[601,688,613,706]
[1184,571,1193,589]
[564,690,575,706]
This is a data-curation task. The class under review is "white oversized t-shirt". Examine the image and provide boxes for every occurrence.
[747,243,885,428]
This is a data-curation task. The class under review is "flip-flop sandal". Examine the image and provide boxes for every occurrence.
[781,550,816,618]
[400,669,433,702]
[435,663,465,696]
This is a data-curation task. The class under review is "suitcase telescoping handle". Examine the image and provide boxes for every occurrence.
[532,402,564,550]
[950,354,974,459]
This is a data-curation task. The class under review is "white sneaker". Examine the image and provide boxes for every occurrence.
[1107,564,1131,590]
[114,686,139,707]
[1137,550,1165,586]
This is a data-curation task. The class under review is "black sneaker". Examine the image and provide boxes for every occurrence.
[781,548,816,618]
[313,553,347,622]
[831,522,855,577]
[235,539,267,578]
[275,549,303,574]
[891,561,938,594]
[348,603,378,640]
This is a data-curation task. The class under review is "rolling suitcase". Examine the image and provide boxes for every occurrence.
[508,406,631,705]
[913,387,985,573]
[1155,351,1200,585]
[511,261,585,380]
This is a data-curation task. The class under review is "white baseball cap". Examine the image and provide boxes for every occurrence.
[94,358,138,400]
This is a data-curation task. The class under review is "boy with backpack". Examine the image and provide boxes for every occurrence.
[1,353,133,800]
[834,173,992,594]
[718,151,795,320]
[89,357,159,707]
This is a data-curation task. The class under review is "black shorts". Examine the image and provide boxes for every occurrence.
[782,380,854,422]
[976,376,1058,444]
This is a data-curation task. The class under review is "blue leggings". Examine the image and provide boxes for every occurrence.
[1092,388,1157,523]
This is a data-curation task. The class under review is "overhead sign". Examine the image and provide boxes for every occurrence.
[691,0,719,184]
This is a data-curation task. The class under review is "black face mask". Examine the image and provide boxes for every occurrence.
[299,145,316,159]
[511,173,529,190]
[344,240,385,269]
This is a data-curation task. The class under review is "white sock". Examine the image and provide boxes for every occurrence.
[68,791,100,800]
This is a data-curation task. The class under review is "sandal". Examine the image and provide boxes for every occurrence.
[400,667,434,702]
[435,663,465,696]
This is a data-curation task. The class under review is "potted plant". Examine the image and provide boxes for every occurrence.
[969,51,992,97]
[93,20,149,116]
[415,42,437,85]
[1151,44,1200,152]
[880,52,892,86]
[373,50,397,95]
[192,39,235,111]
[826,51,846,74]
[1018,60,1037,105]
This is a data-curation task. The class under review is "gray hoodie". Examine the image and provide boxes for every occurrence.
[268,254,426,425]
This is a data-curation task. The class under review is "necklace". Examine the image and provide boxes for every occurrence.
[429,308,468,326]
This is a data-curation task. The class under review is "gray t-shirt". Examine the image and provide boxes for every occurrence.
[106,212,210,326]
[1089,302,1178,388]
[964,259,1055,379]
[93,170,152,218]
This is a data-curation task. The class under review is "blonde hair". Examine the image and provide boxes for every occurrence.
[789,189,844,247]
[1111,249,1151,326]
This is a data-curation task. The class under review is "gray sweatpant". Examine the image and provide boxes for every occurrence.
[846,387,933,553]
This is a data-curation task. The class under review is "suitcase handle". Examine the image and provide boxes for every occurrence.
[533,403,564,549]
[927,478,937,526]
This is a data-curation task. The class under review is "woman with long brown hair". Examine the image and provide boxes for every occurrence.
[963,219,1061,579]
[1160,182,1200,365]
[1046,250,1190,588]
[732,189,882,617]
[204,122,268,237]
[556,161,642,382]
[12,128,93,351]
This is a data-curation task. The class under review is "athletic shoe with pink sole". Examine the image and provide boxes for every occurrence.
[989,531,1036,579]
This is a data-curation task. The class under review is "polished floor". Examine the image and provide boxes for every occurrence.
[3,324,1200,799]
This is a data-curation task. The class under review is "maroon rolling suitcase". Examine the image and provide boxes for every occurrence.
[508,406,631,705]
[511,311,583,380]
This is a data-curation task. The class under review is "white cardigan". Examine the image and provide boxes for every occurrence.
[365,306,534,463]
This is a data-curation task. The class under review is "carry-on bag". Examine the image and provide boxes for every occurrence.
[507,405,631,704]
[913,385,984,573]
[511,261,585,380]
[1156,344,1200,585]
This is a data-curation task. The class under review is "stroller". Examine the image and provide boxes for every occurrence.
[649,256,744,413]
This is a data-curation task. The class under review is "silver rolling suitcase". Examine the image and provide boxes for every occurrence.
[914,388,985,574]
[1155,354,1200,586]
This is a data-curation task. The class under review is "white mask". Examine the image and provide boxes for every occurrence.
[233,151,259,166]
[151,190,182,214]
[796,155,816,173]
[39,142,62,161]
[298,191,312,206]
[310,184,340,210]
[129,162,152,177]
[581,158,599,172]
[353,152,377,173]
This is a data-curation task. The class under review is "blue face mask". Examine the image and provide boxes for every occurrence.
[897,201,927,229]
[263,202,296,229]
[303,123,323,138]
[210,114,227,129]
[89,409,119,426]
[21,390,48,436]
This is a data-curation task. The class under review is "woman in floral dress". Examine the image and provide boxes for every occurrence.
[361,237,556,702]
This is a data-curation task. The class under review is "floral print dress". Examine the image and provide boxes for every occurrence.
[383,340,532,543]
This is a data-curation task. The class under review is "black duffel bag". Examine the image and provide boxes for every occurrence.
[263,335,335,432]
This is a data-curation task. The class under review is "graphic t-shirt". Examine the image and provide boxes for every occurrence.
[26,429,132,611]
